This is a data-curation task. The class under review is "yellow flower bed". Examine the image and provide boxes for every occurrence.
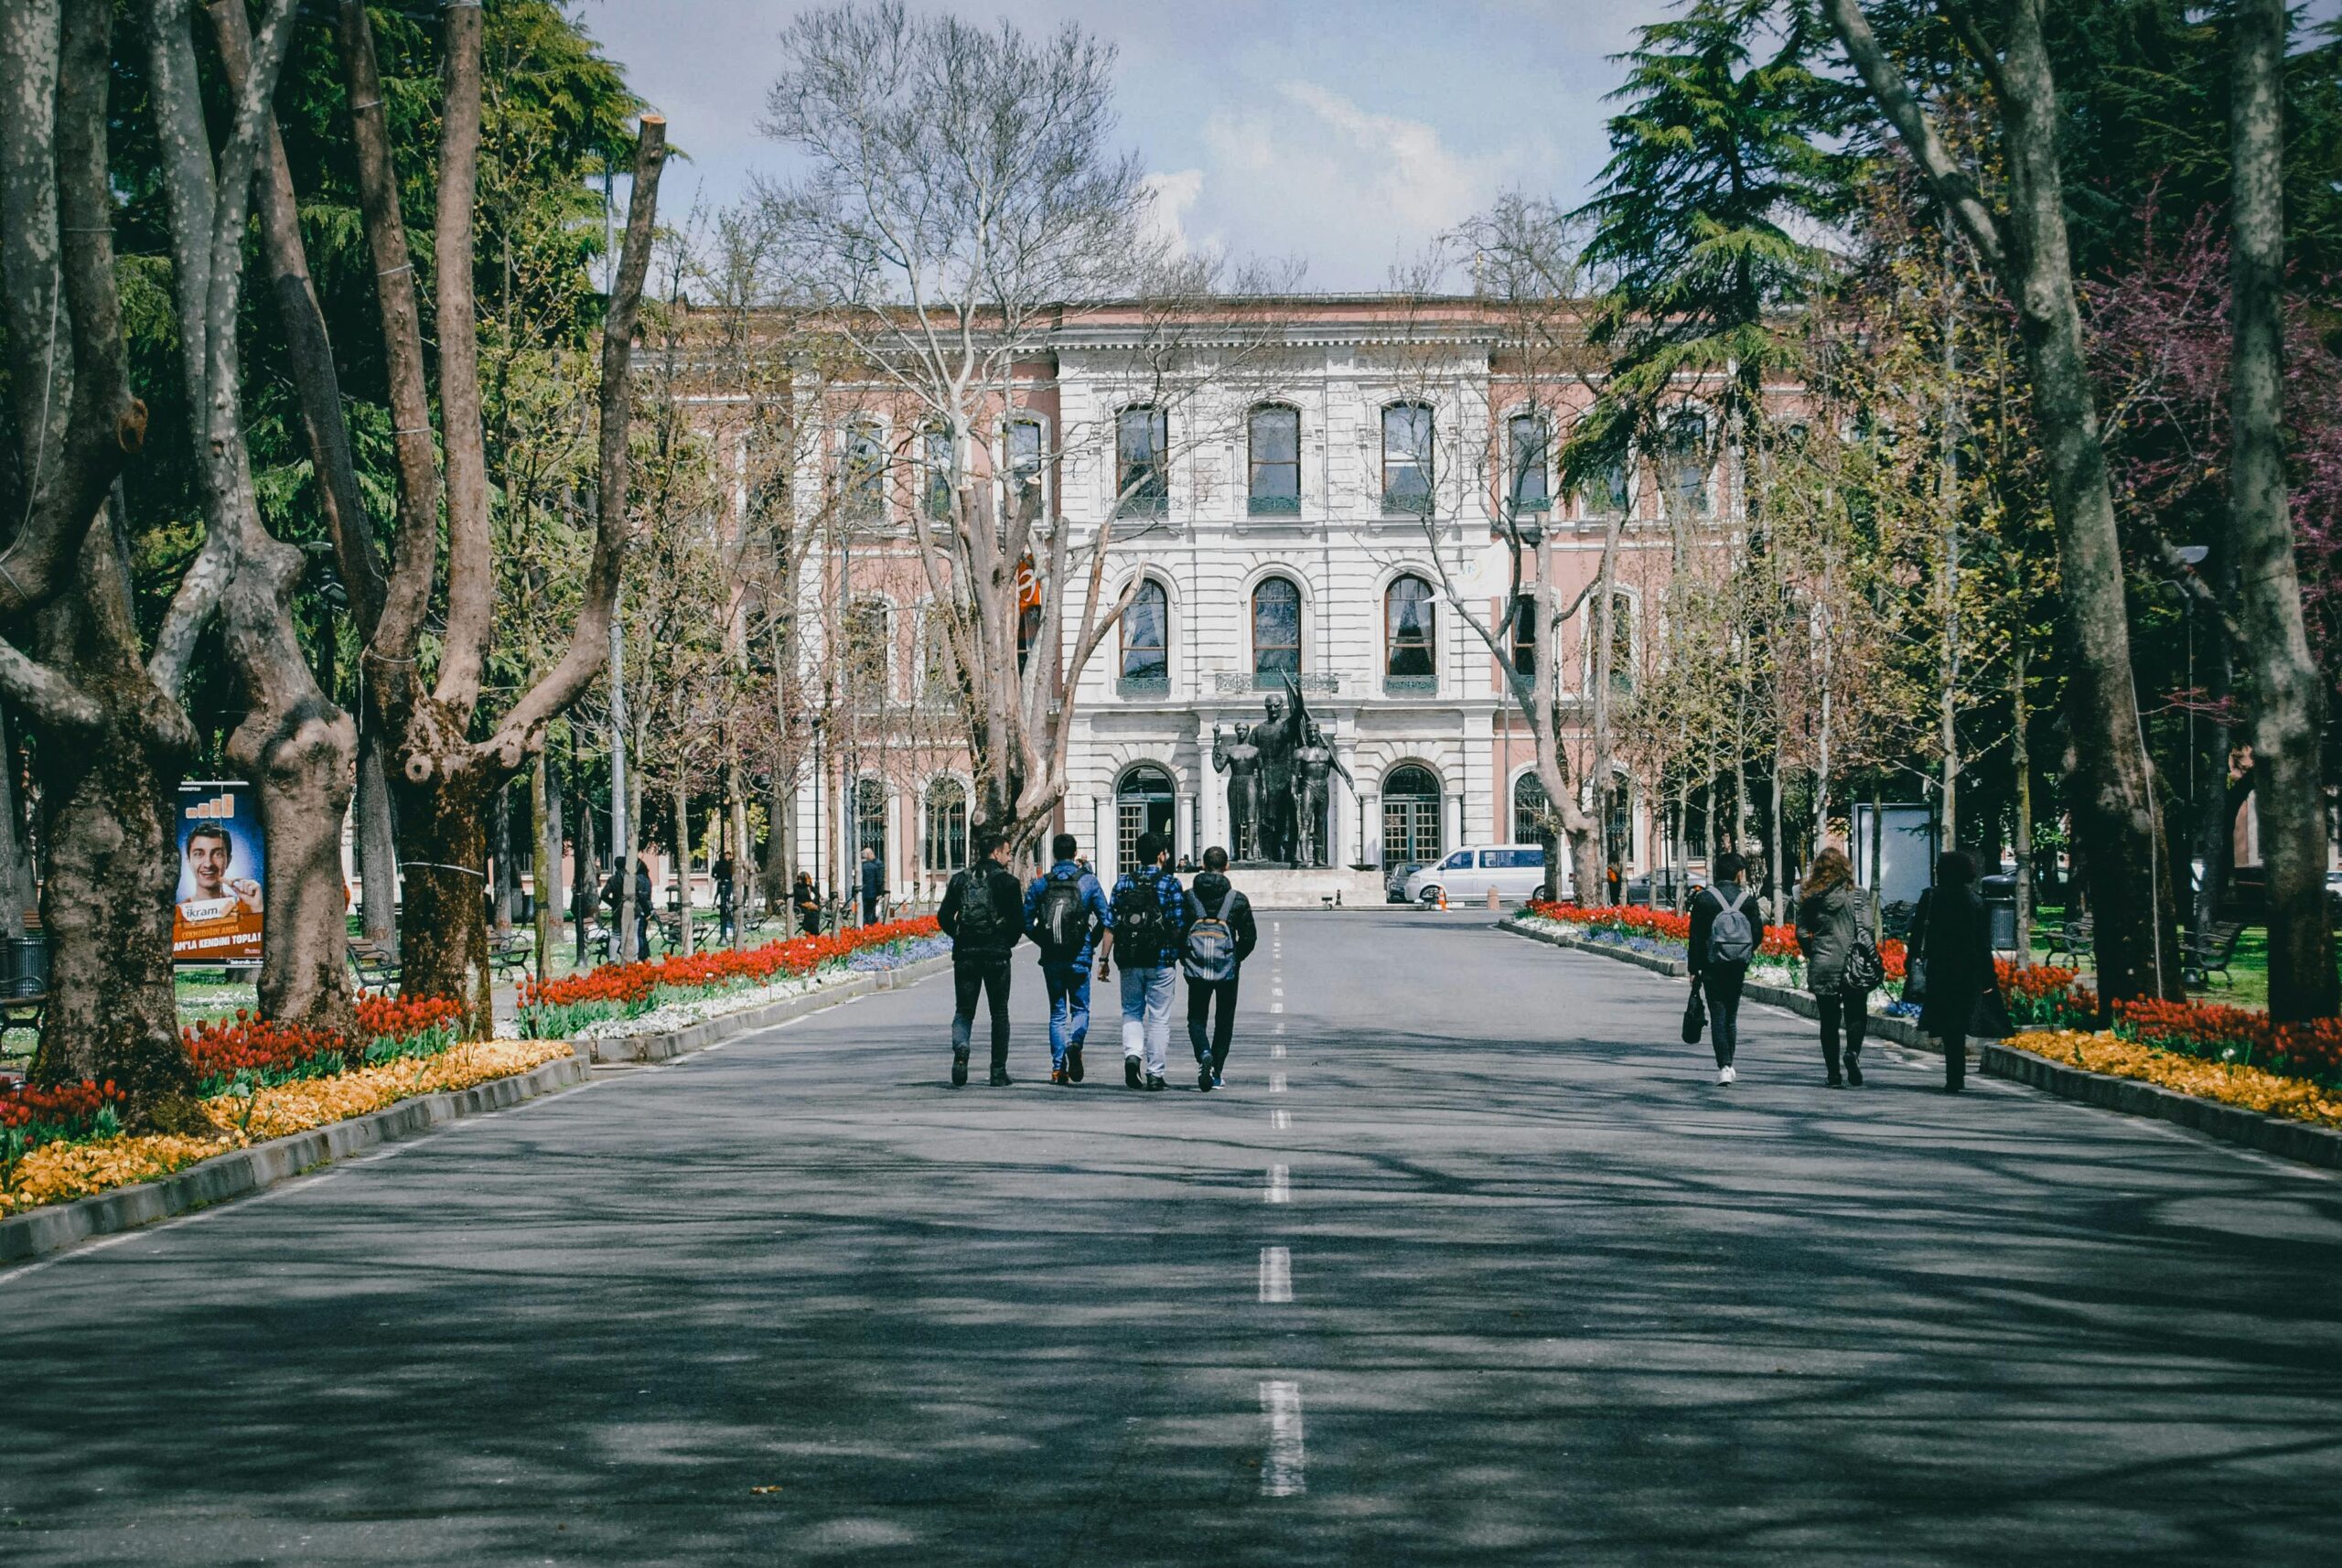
[2006,1029,2342,1131]
[2,1040,572,1217]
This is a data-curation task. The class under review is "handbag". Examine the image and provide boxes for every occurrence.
[1967,984,2012,1040]
[1901,954,1928,1004]
[1681,977,1708,1044]
[1842,936,1885,995]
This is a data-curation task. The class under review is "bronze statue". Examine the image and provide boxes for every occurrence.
[1292,721,1353,868]
[1212,723,1263,862]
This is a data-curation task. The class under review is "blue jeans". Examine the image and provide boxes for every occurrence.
[1119,964,1177,1077]
[1042,962,1092,1069]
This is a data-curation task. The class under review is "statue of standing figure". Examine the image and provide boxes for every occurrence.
[1253,691,1301,865]
[1212,723,1263,863]
[1292,721,1353,868]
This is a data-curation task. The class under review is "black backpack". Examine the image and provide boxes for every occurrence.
[953,869,1011,948]
[1034,872,1090,960]
[1112,872,1169,966]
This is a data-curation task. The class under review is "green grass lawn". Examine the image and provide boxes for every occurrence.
[2024,904,2272,1010]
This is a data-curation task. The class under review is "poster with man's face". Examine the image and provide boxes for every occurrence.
[173,781,263,961]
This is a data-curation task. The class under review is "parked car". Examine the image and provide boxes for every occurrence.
[1385,861,1428,904]
[1403,844,1561,907]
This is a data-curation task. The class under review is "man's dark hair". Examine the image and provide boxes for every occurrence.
[1936,849,1976,886]
[973,827,1002,860]
[186,823,231,854]
[1714,852,1746,884]
[1134,832,1164,867]
[1052,832,1079,864]
[1203,845,1230,872]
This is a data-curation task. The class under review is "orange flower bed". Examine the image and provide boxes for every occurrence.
[518,917,942,1035]
[1526,899,1801,957]
[2007,1029,2342,1130]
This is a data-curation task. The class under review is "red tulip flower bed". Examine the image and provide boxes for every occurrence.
[1,1078,126,1184]
[517,917,942,1038]
[1525,899,1803,961]
[181,993,467,1097]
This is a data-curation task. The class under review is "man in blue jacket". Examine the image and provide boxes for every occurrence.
[1024,832,1111,1085]
[1095,832,1188,1091]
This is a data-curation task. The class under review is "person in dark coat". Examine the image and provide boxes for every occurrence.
[938,829,1026,1087]
[1795,846,1872,1088]
[1915,850,1993,1091]
[1688,852,1759,1083]
[1182,845,1260,1091]
[792,870,823,935]
[858,846,885,927]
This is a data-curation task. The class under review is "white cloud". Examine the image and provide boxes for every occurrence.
[1194,79,1536,289]
[1138,168,1206,260]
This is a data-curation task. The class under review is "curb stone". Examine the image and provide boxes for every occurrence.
[0,1053,588,1266]
[581,951,953,1066]
[1499,916,1688,977]
[1499,914,2338,1169]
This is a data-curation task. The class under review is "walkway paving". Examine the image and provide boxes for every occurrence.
[5,911,2339,1564]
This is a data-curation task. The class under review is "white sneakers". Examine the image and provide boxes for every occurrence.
[1717,1065,1735,1085]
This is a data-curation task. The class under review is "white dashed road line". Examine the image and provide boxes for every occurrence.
[1260,1380,1306,1496]
[1259,1246,1293,1302]
[1271,1040,1286,1058]
[1272,1108,1291,1131]
[1270,1072,1287,1093]
[1265,1164,1291,1203]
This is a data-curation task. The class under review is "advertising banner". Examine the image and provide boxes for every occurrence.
[173,781,263,962]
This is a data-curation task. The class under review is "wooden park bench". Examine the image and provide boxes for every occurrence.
[2183,920,2246,988]
[2046,916,2094,967]
[0,990,45,1047]
[488,930,533,982]
[347,940,401,993]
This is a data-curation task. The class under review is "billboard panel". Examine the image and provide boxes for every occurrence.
[174,781,263,962]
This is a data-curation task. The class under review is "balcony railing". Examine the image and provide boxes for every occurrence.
[1117,672,1171,698]
[1210,671,1337,695]
[1247,493,1302,517]
[1382,673,1438,697]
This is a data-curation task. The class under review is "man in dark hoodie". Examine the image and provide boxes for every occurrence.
[1181,845,1259,1091]
[938,829,1026,1087]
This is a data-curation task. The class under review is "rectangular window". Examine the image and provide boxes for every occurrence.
[843,599,889,708]
[1665,414,1710,518]
[1116,406,1168,517]
[1485,848,1543,869]
[1006,420,1043,520]
[1382,404,1434,514]
[1508,414,1550,512]
[842,424,886,518]
[1510,593,1536,677]
[1249,406,1301,515]
[922,428,952,520]
[1576,455,1629,517]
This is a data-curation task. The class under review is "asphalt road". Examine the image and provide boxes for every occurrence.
[5,910,2341,1566]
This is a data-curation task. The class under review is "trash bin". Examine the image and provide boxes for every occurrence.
[9,935,48,997]
[1981,873,2019,955]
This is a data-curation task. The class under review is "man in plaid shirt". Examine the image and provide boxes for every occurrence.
[1094,832,1188,1090]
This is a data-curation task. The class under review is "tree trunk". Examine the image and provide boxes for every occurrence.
[229,687,357,1028]
[531,754,553,985]
[570,759,595,969]
[356,729,397,945]
[2013,648,2035,964]
[672,768,693,956]
[389,759,493,1037]
[490,780,513,935]
[0,701,36,933]
[2229,0,2336,1021]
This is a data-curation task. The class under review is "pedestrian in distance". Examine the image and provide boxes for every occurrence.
[792,870,823,935]
[1689,852,1759,1084]
[859,845,884,928]
[1912,850,1993,1092]
[713,852,736,943]
[1094,832,1187,1091]
[939,829,1025,1088]
[1182,845,1258,1090]
[1025,832,1112,1085]
[1795,847,1875,1088]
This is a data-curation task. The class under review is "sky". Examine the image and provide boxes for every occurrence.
[579,0,1676,292]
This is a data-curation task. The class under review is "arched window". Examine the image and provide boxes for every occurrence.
[1381,763,1442,869]
[1508,413,1550,513]
[1119,578,1169,693]
[1116,763,1176,872]
[1252,576,1302,684]
[923,778,968,872]
[854,779,887,865]
[1115,404,1168,516]
[1385,574,1436,691]
[842,421,886,517]
[1512,772,1551,844]
[921,425,953,520]
[1382,403,1434,514]
[1248,404,1301,515]
[1662,412,1710,519]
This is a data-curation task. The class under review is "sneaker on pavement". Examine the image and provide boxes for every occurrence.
[1718,1064,1735,1085]
[1144,1074,1166,1091]
[951,1049,970,1088]
[1124,1056,1143,1089]
[1198,1063,1214,1091]
[1846,1058,1864,1087]
[1212,1069,1223,1088]
[1051,1067,1067,1085]
[990,1067,1013,1088]
[1068,1047,1085,1083]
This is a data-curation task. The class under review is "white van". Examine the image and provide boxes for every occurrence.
[1403,844,1559,907]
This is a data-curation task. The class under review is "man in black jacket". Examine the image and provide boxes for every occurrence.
[1182,845,1259,1090]
[1688,853,1758,1084]
[938,829,1025,1087]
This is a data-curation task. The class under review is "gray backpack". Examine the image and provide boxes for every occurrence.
[1708,887,1756,966]
[1182,888,1241,982]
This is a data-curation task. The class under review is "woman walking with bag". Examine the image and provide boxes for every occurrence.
[1795,848,1879,1088]
[1914,850,1996,1091]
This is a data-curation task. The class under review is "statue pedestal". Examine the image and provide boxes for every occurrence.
[1219,865,1388,909]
